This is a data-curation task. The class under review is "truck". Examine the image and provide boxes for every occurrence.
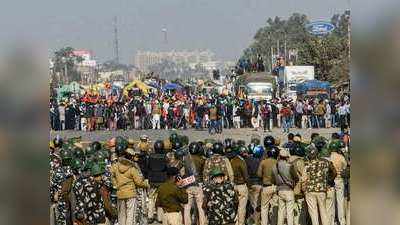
[235,72,277,101]
[281,66,315,100]
[296,79,331,100]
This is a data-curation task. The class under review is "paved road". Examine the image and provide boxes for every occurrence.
[50,127,340,143]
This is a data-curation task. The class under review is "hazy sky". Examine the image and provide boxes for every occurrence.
[1,0,351,64]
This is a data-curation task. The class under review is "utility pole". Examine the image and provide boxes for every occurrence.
[346,10,351,62]
[64,63,68,84]
[270,45,274,72]
[284,33,287,62]
[276,40,280,57]
[113,16,120,64]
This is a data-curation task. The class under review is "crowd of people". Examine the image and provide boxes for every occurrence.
[50,129,350,225]
[50,89,350,134]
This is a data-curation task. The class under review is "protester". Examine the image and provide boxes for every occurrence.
[51,81,350,134]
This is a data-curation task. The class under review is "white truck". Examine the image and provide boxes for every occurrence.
[282,66,315,100]
[236,72,277,101]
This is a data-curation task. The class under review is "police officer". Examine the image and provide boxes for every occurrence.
[203,168,238,225]
[72,160,107,225]
[328,140,348,225]
[169,132,179,146]
[272,148,295,225]
[50,144,59,225]
[182,142,206,225]
[312,136,330,158]
[282,133,296,150]
[127,147,150,225]
[257,146,278,225]
[312,134,338,225]
[229,142,249,225]
[303,144,336,225]
[137,135,152,153]
[59,157,82,225]
[156,167,188,225]
[288,142,308,225]
[53,146,74,225]
[263,135,276,151]
[91,163,118,225]
[245,144,264,224]
[167,141,185,174]
[203,142,234,183]
[147,140,168,223]
[110,139,150,225]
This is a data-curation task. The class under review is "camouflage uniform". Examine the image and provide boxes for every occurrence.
[52,166,72,225]
[303,158,336,225]
[49,155,61,225]
[203,154,234,183]
[73,175,106,225]
[203,181,238,225]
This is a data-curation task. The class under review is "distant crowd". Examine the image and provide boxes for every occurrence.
[50,90,350,134]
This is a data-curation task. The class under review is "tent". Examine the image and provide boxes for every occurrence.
[162,82,183,91]
[144,79,161,89]
[68,82,83,94]
[56,82,84,100]
[123,80,153,96]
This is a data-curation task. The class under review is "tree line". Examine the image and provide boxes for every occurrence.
[240,11,350,84]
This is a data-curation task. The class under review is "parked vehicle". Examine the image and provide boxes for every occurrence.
[235,72,277,101]
[282,66,315,100]
[296,79,331,100]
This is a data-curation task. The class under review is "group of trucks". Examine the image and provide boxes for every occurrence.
[237,65,332,101]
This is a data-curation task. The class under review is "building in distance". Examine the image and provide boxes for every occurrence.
[134,49,215,72]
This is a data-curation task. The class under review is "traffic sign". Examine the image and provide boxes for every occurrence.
[306,21,335,36]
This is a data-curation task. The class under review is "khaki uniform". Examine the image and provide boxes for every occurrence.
[289,156,308,225]
[230,156,249,225]
[330,152,348,225]
[272,160,295,225]
[326,187,336,225]
[183,154,206,225]
[137,141,151,152]
[248,184,262,224]
[278,190,295,225]
[183,186,205,225]
[156,180,188,225]
[257,158,277,225]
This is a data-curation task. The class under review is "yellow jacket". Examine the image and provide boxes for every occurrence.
[111,157,149,199]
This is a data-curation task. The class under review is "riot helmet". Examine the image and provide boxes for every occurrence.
[252,145,265,158]
[91,141,102,152]
[153,140,164,154]
[212,142,224,155]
